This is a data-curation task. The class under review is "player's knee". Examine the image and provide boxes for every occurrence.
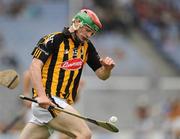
[77,128,92,139]
[83,129,92,139]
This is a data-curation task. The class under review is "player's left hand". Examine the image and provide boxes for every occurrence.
[100,57,115,71]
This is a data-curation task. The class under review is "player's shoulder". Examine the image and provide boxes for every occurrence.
[46,32,64,39]
[37,32,64,46]
[45,32,64,41]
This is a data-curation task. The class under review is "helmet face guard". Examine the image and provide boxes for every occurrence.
[73,9,102,32]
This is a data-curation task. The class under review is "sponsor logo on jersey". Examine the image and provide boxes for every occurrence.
[61,58,83,70]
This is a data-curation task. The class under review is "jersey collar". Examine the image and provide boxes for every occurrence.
[62,27,85,46]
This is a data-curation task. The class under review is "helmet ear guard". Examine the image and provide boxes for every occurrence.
[72,19,83,30]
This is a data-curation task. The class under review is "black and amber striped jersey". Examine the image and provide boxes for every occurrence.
[31,27,102,104]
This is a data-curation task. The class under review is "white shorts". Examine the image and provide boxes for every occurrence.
[29,96,68,126]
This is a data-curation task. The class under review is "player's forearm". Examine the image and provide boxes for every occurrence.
[95,66,111,80]
[29,59,46,97]
[22,71,31,95]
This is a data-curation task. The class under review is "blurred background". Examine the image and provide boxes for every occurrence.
[0,0,180,138]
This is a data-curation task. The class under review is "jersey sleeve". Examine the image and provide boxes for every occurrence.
[31,32,62,63]
[87,41,102,71]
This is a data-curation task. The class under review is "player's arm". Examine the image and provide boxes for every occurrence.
[87,42,115,80]
[30,56,55,109]
[30,33,61,108]
[29,59,45,98]
[22,70,32,107]
[22,70,31,96]
[29,58,55,109]
[95,57,115,80]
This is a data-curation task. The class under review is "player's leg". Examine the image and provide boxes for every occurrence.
[59,132,71,139]
[48,104,92,139]
[19,123,50,139]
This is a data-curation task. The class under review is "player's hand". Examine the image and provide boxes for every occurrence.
[100,57,115,71]
[35,95,56,109]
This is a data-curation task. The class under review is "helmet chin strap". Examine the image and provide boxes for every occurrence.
[73,33,82,44]
[69,19,84,43]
